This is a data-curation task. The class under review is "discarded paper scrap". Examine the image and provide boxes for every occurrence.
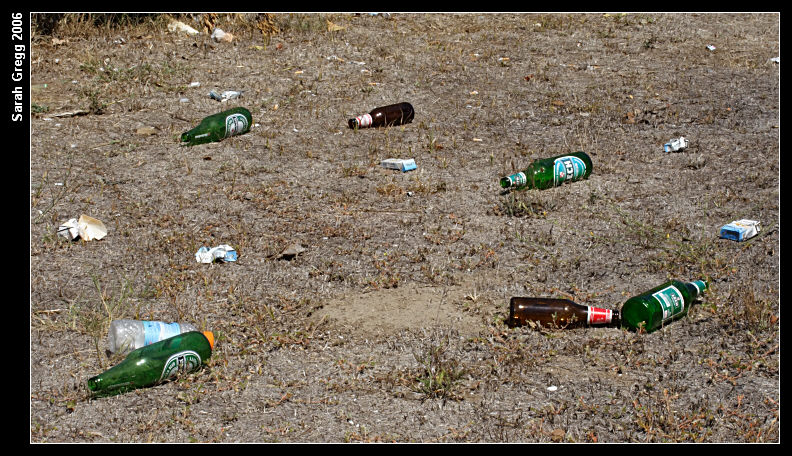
[57,214,108,241]
[209,90,243,102]
[195,245,238,263]
[168,20,200,36]
[211,28,234,43]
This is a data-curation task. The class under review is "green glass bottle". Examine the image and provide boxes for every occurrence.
[87,331,214,397]
[500,151,593,190]
[620,279,708,332]
[180,107,252,146]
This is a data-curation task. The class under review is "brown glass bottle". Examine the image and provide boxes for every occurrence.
[507,297,619,328]
[348,102,414,129]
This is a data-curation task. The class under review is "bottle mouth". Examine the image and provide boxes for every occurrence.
[87,376,99,392]
[348,118,358,129]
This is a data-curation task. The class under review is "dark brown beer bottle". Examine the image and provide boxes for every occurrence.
[348,102,415,129]
[507,297,619,328]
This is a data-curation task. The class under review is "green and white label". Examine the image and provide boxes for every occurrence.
[225,113,249,138]
[506,172,527,188]
[160,350,202,382]
[652,285,685,322]
[553,156,587,186]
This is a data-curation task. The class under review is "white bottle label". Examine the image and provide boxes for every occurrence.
[651,286,685,322]
[355,113,373,128]
[225,113,249,138]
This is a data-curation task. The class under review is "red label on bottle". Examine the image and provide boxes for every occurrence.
[356,113,373,128]
[587,306,612,325]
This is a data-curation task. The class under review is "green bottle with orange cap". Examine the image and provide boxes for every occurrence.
[87,331,214,397]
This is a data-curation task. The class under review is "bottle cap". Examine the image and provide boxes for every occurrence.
[203,331,215,350]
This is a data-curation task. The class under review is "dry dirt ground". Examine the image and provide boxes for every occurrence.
[29,13,779,443]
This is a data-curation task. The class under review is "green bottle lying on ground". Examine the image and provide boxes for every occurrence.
[500,151,593,190]
[620,279,709,332]
[87,331,214,397]
[180,107,252,146]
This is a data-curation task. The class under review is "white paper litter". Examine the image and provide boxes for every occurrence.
[57,214,108,241]
[195,245,238,263]
[211,28,234,43]
[167,20,200,36]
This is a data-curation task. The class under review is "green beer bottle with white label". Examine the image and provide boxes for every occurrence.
[180,107,252,146]
[500,151,593,190]
[87,331,214,397]
[620,279,708,332]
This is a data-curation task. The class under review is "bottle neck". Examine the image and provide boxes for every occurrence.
[686,280,708,297]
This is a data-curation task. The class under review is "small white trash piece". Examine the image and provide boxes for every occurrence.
[706,44,716,51]
[195,245,238,263]
[209,90,243,102]
[167,20,200,36]
[380,158,417,172]
[663,136,688,153]
[211,28,234,43]
[57,215,108,241]
[719,220,761,242]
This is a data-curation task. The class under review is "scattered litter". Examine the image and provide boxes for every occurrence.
[52,38,68,45]
[136,126,157,136]
[211,28,234,43]
[663,136,688,153]
[275,243,306,261]
[706,44,716,51]
[547,385,558,392]
[719,219,761,242]
[49,109,89,118]
[381,158,417,172]
[195,245,238,263]
[770,56,780,64]
[368,13,391,18]
[209,90,243,102]
[179,98,190,103]
[57,215,108,241]
[189,81,201,88]
[167,20,200,36]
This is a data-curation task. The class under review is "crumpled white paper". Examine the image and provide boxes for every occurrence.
[167,20,200,36]
[211,28,234,43]
[57,214,108,241]
[195,245,238,263]
[209,90,243,102]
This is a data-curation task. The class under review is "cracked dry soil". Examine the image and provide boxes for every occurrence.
[30,13,779,443]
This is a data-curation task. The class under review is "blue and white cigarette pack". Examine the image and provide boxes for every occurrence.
[663,136,688,153]
[381,158,417,172]
[719,219,761,242]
